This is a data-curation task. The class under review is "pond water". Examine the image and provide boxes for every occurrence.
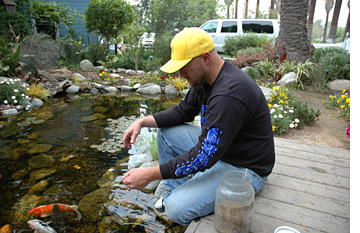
[0,92,184,232]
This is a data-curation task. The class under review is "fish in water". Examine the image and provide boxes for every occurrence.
[0,224,11,233]
[29,203,81,221]
[51,204,64,233]
[27,219,56,233]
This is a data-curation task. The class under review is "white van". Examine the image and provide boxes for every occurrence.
[199,19,280,53]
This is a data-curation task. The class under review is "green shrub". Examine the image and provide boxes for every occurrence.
[312,47,350,80]
[58,37,84,67]
[20,33,61,74]
[80,42,109,66]
[153,32,172,68]
[224,34,271,57]
[0,78,29,105]
[242,66,260,81]
[254,59,277,80]
[0,11,31,42]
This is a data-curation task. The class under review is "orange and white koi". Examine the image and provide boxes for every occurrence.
[0,224,11,233]
[28,203,81,221]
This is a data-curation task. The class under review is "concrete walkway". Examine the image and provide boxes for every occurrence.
[185,137,350,233]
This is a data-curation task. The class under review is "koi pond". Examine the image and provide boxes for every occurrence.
[0,92,186,232]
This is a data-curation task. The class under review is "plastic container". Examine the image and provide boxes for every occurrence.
[214,170,255,233]
[274,226,301,233]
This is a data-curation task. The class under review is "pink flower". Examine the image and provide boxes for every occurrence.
[346,125,350,138]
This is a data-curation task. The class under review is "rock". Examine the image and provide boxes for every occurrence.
[80,59,94,72]
[36,111,54,120]
[136,83,162,95]
[1,108,18,116]
[127,153,153,170]
[28,179,50,194]
[28,144,53,154]
[81,115,98,122]
[90,88,99,95]
[6,146,27,160]
[65,85,80,94]
[12,167,31,180]
[104,86,118,93]
[120,85,135,92]
[29,168,56,183]
[140,161,160,193]
[278,72,297,86]
[31,98,44,109]
[133,83,141,89]
[93,106,109,113]
[73,73,86,81]
[98,215,132,233]
[154,180,170,199]
[110,73,121,78]
[259,86,273,101]
[36,68,73,96]
[164,84,177,96]
[117,68,126,73]
[78,188,112,222]
[125,69,136,75]
[28,154,55,169]
[9,194,46,224]
[328,79,350,91]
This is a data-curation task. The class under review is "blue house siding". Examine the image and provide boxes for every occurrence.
[42,0,98,47]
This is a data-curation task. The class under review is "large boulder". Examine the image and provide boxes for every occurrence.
[278,72,297,86]
[80,59,94,72]
[36,68,73,96]
[328,79,350,91]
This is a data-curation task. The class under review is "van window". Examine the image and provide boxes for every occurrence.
[242,21,274,34]
[221,21,237,33]
[201,22,218,33]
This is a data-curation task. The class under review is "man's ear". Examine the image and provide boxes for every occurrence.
[202,51,211,64]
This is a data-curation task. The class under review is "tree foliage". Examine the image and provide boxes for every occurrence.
[85,0,134,41]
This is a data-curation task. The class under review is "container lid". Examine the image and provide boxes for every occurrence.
[274,226,300,233]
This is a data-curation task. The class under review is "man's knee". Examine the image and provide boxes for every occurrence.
[164,197,193,225]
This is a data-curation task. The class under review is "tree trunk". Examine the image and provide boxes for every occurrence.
[244,0,249,18]
[323,0,334,43]
[256,0,260,18]
[235,0,238,18]
[277,0,311,63]
[328,0,343,43]
[343,6,350,40]
[307,0,317,42]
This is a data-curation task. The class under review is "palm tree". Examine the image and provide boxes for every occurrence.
[322,0,334,42]
[244,0,249,18]
[307,0,317,41]
[256,0,260,18]
[277,0,311,63]
[225,0,234,19]
[235,0,239,18]
[328,0,343,43]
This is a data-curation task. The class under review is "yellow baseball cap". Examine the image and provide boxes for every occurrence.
[160,27,215,73]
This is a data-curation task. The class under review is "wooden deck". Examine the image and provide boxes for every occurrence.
[185,137,350,233]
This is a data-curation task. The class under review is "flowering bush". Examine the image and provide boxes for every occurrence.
[265,83,320,135]
[0,78,30,109]
[326,89,350,122]
[130,73,170,86]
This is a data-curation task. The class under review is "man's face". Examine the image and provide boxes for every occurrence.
[179,55,206,87]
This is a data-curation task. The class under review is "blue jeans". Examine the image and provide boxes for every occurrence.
[157,124,268,225]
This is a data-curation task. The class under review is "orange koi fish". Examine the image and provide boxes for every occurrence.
[0,224,11,233]
[28,203,81,221]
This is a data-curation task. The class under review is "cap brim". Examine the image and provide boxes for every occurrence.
[160,58,192,73]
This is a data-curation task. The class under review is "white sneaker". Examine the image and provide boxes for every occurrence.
[155,197,165,212]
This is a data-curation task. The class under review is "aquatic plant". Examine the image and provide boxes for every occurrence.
[143,133,158,161]
[167,75,188,95]
[26,83,51,100]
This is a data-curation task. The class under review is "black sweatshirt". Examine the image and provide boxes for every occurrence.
[153,61,275,179]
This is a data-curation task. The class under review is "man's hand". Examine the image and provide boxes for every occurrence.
[122,116,158,149]
[122,166,163,190]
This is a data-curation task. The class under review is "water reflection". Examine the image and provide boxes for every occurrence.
[0,92,182,232]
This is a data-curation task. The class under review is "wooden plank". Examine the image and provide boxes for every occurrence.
[274,138,350,158]
[275,146,350,168]
[275,154,350,178]
[257,184,349,219]
[253,196,350,232]
[265,174,349,202]
[272,163,350,189]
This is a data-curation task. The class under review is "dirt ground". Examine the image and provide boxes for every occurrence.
[277,90,350,150]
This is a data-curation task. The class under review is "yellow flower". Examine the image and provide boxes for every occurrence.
[341,105,345,109]
[268,103,272,108]
[99,73,103,77]
[341,95,345,99]
[342,89,347,94]
[280,100,284,104]
[272,126,276,131]
[346,98,350,104]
